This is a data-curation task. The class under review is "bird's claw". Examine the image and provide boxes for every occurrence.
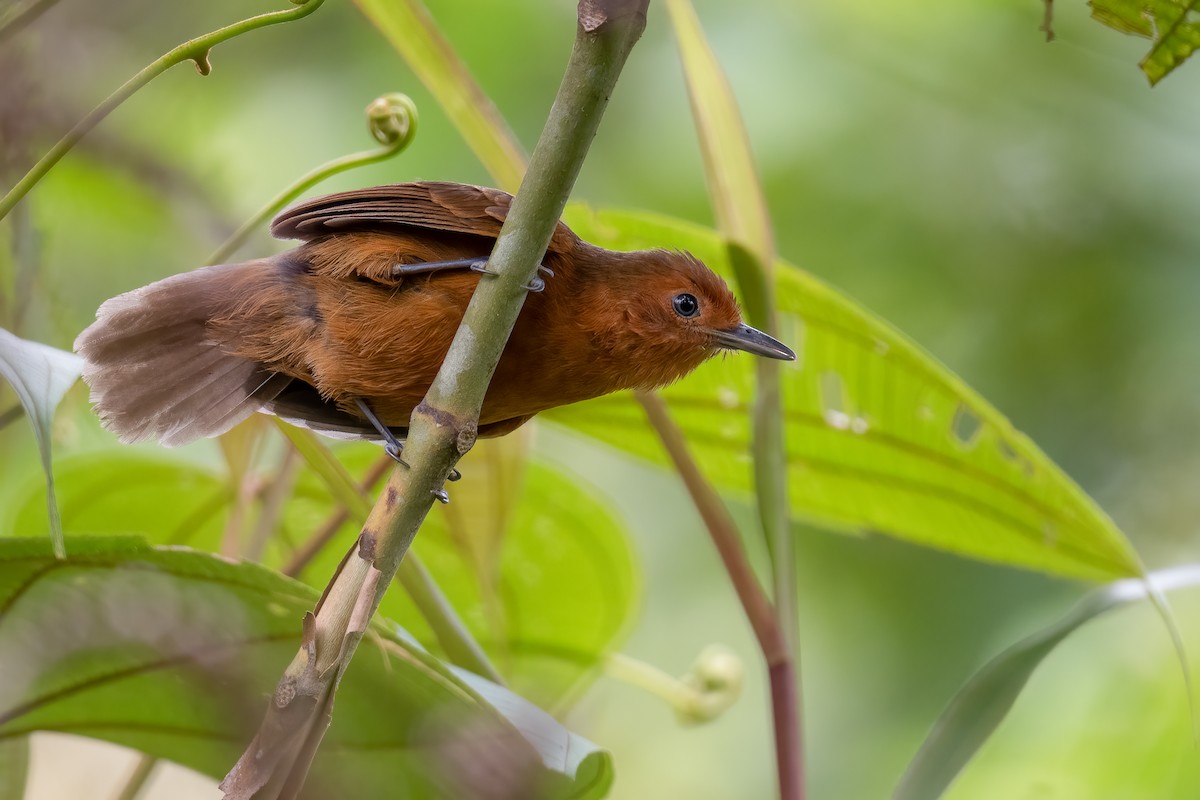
[356,398,410,468]
[448,468,461,482]
[384,442,410,468]
[432,487,450,504]
[470,261,551,292]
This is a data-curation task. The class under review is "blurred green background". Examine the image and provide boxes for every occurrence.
[3,0,1200,797]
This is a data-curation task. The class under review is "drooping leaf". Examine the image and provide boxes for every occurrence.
[8,444,639,712]
[455,667,614,799]
[550,207,1141,582]
[0,328,83,558]
[1089,0,1200,85]
[352,0,528,192]
[893,564,1200,800]
[0,537,611,798]
[0,736,28,800]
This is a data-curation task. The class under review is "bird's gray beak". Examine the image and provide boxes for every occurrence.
[709,323,796,361]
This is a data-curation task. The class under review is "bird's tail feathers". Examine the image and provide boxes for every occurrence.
[74,264,288,447]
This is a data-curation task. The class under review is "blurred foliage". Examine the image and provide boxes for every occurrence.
[4,442,639,714]
[0,736,28,800]
[1089,0,1200,84]
[0,537,611,798]
[3,1,1200,799]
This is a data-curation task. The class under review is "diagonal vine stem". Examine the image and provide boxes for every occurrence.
[220,6,650,795]
[207,93,416,265]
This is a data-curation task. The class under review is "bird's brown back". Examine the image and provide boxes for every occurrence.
[77,181,748,447]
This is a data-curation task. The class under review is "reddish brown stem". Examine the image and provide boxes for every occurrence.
[635,390,803,800]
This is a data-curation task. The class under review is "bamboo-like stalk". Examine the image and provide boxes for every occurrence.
[219,3,650,796]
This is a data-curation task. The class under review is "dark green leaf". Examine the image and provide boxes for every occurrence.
[0,537,611,798]
[7,444,639,712]
[3,451,229,549]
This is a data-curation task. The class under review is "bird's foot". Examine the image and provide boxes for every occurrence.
[431,487,450,504]
[384,441,410,469]
[448,468,461,482]
[355,398,410,468]
[470,260,551,292]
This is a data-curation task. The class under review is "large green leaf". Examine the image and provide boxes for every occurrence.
[894,564,1200,800]
[0,537,612,798]
[550,207,1140,582]
[6,445,639,711]
[0,328,83,558]
[1089,0,1200,85]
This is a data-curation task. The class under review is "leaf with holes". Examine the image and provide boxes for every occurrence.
[1089,0,1200,84]
[549,207,1140,582]
[0,537,612,798]
[0,329,83,559]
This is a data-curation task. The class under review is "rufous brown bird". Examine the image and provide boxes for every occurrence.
[75,181,794,457]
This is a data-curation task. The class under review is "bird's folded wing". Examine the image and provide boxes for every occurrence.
[271,181,578,254]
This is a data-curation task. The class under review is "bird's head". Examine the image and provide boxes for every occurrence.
[578,249,795,391]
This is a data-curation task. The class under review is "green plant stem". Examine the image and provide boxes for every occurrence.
[0,0,326,222]
[604,651,740,724]
[275,423,501,684]
[352,0,528,192]
[209,146,395,264]
[206,93,417,265]
[0,0,59,44]
[220,4,648,795]
[110,753,156,800]
[664,2,801,794]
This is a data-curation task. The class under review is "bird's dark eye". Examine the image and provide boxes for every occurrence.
[672,293,700,318]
